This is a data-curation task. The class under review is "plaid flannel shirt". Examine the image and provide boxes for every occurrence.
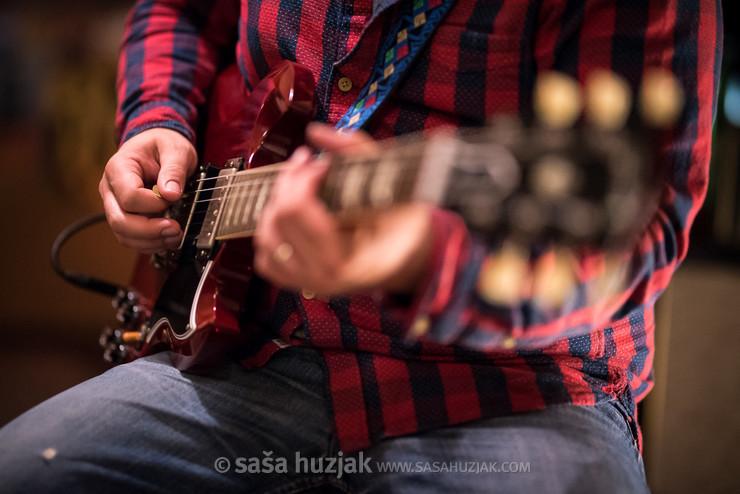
[117,0,722,452]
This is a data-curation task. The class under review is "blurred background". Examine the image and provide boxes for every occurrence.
[0,1,737,492]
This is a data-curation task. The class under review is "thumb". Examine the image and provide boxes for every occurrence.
[156,141,197,202]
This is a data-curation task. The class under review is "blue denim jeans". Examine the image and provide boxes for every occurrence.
[0,348,648,493]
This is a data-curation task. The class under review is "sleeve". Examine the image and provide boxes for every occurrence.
[388,0,723,349]
[116,0,240,145]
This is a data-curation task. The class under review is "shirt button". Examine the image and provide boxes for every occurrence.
[337,76,353,92]
[301,289,315,300]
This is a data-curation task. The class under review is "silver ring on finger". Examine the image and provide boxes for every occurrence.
[273,242,294,263]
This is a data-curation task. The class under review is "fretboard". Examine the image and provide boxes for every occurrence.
[212,144,426,241]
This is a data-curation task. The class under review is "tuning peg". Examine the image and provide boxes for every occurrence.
[590,253,628,304]
[639,68,684,128]
[528,155,581,200]
[585,70,632,131]
[476,242,530,305]
[534,72,582,129]
[532,249,576,309]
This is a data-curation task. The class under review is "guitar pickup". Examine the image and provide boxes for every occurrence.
[195,163,241,252]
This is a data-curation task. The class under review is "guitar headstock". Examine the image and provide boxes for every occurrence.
[441,69,682,249]
[435,69,683,307]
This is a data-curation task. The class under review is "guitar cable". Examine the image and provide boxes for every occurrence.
[51,213,127,297]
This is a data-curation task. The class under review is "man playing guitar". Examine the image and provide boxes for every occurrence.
[0,0,722,492]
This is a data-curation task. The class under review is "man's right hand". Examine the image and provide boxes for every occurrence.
[100,128,198,254]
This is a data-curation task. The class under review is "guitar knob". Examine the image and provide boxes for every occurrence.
[476,243,529,305]
[528,155,581,199]
[116,303,141,325]
[534,72,582,129]
[640,68,684,128]
[103,342,129,364]
[532,249,576,308]
[111,289,135,310]
[99,327,121,347]
[100,327,130,364]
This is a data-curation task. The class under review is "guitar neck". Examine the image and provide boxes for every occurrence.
[213,139,438,240]
[187,111,657,256]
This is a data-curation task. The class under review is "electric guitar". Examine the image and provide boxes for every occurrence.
[100,61,682,369]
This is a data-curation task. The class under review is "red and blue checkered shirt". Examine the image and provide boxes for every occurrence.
[117,0,722,452]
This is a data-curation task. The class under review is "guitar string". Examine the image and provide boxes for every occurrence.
[175,158,424,209]
[166,137,484,234]
[184,149,422,187]
[181,123,474,187]
[173,157,427,233]
[179,123,553,191]
[177,130,505,206]
[175,169,428,232]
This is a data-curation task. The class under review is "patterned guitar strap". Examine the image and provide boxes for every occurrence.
[335,0,457,132]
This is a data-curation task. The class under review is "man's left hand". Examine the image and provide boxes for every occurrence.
[253,123,433,297]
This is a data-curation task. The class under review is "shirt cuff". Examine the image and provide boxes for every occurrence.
[118,103,195,145]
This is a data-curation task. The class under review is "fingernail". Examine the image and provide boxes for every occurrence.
[165,181,181,195]
[161,226,180,237]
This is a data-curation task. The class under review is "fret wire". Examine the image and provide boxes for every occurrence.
[240,178,258,232]
[360,158,373,209]
[230,177,248,231]
[399,145,415,201]
[363,156,381,208]
[359,159,372,209]
[328,156,346,212]
[222,178,239,232]
[376,151,400,207]
[242,177,256,231]
[230,177,246,234]
[335,156,350,212]
[221,177,237,235]
[342,158,365,211]
[249,174,272,230]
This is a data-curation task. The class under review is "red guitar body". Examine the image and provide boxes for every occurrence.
[114,62,316,370]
